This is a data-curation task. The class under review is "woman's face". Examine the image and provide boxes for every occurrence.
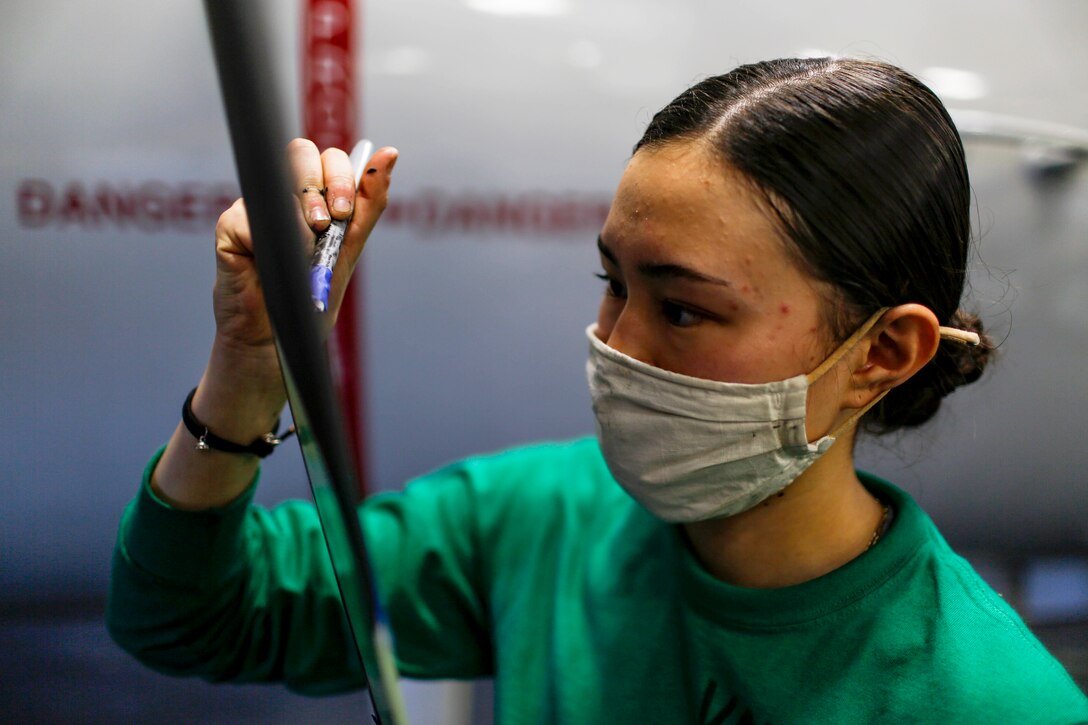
[596,141,836,386]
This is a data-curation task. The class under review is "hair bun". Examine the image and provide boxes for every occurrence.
[936,310,993,393]
[865,309,995,432]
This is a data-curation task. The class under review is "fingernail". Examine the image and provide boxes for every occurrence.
[332,198,352,214]
[310,207,330,223]
[388,150,399,172]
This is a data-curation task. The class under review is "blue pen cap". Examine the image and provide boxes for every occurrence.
[310,266,334,312]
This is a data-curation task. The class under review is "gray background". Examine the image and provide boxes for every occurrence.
[2,0,1085,721]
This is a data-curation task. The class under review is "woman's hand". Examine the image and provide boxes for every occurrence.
[212,139,400,353]
[151,139,398,510]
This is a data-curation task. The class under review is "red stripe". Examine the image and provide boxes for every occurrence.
[302,0,369,494]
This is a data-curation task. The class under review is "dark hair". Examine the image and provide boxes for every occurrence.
[635,57,995,432]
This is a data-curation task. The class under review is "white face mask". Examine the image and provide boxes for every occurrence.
[585,310,890,523]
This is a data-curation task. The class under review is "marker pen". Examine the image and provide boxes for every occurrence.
[310,139,374,312]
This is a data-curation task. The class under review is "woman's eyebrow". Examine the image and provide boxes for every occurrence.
[639,262,734,287]
[597,236,733,288]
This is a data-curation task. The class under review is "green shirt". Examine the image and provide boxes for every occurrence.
[109,438,1088,724]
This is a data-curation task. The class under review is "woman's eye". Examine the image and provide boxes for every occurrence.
[595,273,627,299]
[662,301,703,327]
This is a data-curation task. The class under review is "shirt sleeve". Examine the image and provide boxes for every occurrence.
[107,447,494,694]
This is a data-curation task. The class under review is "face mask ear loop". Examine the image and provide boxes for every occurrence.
[817,312,981,441]
[799,307,889,443]
[826,388,892,439]
[805,307,890,385]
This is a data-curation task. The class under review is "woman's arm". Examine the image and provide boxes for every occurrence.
[109,462,369,694]
[152,140,398,511]
[107,139,400,691]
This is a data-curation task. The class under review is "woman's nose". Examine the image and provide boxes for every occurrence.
[602,309,655,367]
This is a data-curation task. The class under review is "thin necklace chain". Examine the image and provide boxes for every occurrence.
[866,503,892,551]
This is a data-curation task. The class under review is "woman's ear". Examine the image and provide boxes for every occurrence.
[847,303,940,407]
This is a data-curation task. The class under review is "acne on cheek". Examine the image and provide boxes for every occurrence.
[768,319,789,341]
[738,279,761,299]
[779,302,791,315]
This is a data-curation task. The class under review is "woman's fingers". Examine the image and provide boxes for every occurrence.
[214,198,252,259]
[286,138,331,229]
[208,141,398,342]
[349,146,399,239]
[277,138,400,324]
[287,139,360,231]
[211,197,277,349]
[320,146,357,221]
[323,146,399,321]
